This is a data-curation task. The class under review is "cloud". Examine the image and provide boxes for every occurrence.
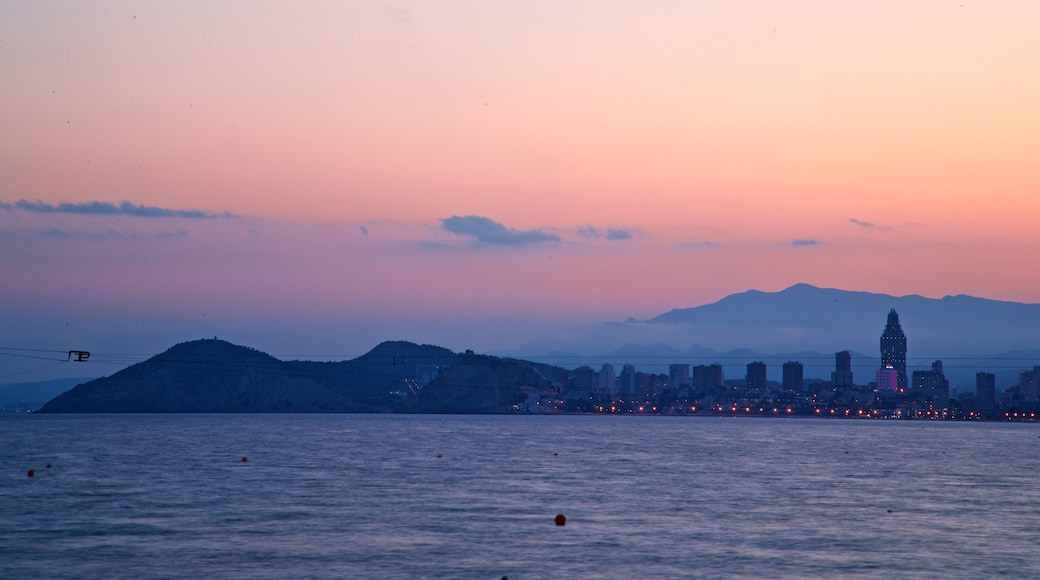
[790,239,823,247]
[36,228,189,240]
[849,217,894,231]
[6,199,235,219]
[606,228,634,241]
[576,226,637,241]
[679,240,721,250]
[440,215,560,246]
[577,226,599,239]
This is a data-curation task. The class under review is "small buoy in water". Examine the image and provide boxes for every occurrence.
[27,470,34,478]
[553,452,558,457]
[46,463,52,469]
[887,509,893,513]
[437,454,443,458]
[241,457,248,463]
[554,514,566,526]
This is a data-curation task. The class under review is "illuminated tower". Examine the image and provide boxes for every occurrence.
[880,309,908,391]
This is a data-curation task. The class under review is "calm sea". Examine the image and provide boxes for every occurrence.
[2,414,1039,579]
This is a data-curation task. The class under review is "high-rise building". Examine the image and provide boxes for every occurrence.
[831,350,854,388]
[782,361,803,393]
[876,365,899,391]
[619,364,637,398]
[746,361,767,390]
[912,360,949,409]
[880,309,908,391]
[599,363,617,398]
[976,372,996,416]
[693,364,724,390]
[668,364,690,389]
[1016,366,1040,407]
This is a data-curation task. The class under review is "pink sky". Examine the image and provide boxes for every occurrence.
[2,1,1039,376]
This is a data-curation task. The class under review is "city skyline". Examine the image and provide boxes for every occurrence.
[3,2,1040,375]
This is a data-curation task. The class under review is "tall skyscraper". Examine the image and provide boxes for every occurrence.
[880,309,908,391]
[1016,366,1040,407]
[619,364,637,398]
[782,361,803,393]
[976,372,996,416]
[599,363,617,398]
[668,364,690,389]
[912,360,949,409]
[693,364,724,390]
[746,361,767,390]
[831,350,854,388]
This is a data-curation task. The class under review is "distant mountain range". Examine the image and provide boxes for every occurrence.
[37,339,565,413]
[505,283,1040,389]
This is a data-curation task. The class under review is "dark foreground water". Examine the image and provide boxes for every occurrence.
[2,415,1039,579]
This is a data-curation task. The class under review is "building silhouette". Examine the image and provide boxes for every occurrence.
[832,350,854,388]
[782,361,803,393]
[880,309,908,391]
[619,364,637,398]
[668,364,690,390]
[693,364,724,390]
[912,360,949,409]
[976,372,996,416]
[746,361,767,390]
[599,363,617,398]
[1016,366,1040,409]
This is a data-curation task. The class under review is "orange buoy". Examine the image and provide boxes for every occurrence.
[554,514,566,526]
[241,457,248,463]
[27,469,34,478]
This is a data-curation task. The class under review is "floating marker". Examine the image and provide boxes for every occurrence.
[46,463,52,469]
[553,452,558,457]
[241,457,248,463]
[437,454,443,458]
[554,514,566,526]
[27,470,34,478]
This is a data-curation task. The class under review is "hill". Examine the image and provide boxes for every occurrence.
[37,339,560,414]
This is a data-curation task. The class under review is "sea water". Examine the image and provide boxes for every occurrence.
[2,414,1039,579]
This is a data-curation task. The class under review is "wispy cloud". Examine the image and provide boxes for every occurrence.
[576,226,638,241]
[5,199,236,219]
[37,228,189,240]
[849,218,894,231]
[790,239,823,247]
[679,240,721,250]
[440,215,560,246]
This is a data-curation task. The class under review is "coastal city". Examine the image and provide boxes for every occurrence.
[521,309,1038,421]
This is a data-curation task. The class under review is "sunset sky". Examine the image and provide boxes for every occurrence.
[3,1,1039,378]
